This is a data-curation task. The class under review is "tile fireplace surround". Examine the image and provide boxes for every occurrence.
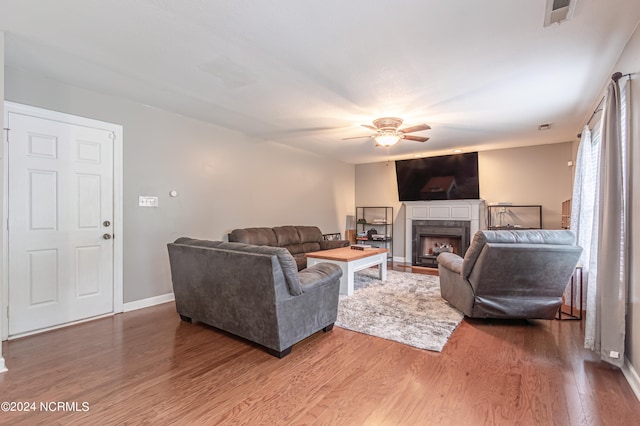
[403,200,486,265]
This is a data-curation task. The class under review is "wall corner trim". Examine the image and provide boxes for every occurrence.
[622,357,640,402]
[123,293,175,312]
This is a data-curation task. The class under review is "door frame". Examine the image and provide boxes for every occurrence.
[2,101,124,340]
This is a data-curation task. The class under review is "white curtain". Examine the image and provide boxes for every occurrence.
[580,78,630,367]
[570,126,599,315]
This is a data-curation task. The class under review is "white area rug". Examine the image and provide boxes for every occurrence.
[336,268,464,352]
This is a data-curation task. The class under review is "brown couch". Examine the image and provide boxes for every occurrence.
[228,225,349,270]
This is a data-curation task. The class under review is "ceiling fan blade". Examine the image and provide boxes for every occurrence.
[361,124,378,131]
[400,124,431,134]
[403,135,430,142]
[342,135,372,140]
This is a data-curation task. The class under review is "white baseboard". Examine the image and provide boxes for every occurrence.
[622,357,640,401]
[123,292,175,312]
[393,256,408,263]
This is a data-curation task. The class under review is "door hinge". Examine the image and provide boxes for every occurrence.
[109,132,115,140]
[3,127,9,143]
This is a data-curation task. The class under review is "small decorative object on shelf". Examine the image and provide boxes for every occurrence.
[355,206,393,259]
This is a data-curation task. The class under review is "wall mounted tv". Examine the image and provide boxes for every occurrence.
[395,152,480,201]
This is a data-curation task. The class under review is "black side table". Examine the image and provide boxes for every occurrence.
[557,266,583,320]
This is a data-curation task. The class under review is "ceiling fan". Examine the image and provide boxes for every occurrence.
[343,117,431,147]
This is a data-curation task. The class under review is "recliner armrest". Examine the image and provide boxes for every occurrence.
[319,240,350,250]
[437,252,463,274]
[299,263,343,293]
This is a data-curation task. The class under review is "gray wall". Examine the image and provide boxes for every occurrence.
[4,68,355,303]
[479,143,574,228]
[355,142,575,260]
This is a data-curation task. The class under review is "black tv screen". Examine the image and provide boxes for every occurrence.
[395,152,480,201]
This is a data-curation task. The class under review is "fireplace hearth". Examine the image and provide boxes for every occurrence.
[412,220,470,268]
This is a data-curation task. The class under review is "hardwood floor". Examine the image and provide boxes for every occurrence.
[1,269,639,425]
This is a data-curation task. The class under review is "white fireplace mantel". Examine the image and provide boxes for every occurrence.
[403,200,486,263]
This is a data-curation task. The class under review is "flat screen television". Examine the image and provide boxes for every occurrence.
[395,152,480,201]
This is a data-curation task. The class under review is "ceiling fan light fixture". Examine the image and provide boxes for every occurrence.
[343,117,429,146]
[375,131,401,146]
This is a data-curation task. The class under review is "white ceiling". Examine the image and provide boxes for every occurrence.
[1,0,639,164]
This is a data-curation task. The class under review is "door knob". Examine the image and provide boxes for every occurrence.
[103,234,112,240]
[103,220,111,227]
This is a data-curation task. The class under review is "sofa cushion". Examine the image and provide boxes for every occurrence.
[461,231,487,279]
[483,229,576,245]
[229,227,278,246]
[174,237,221,248]
[299,263,343,292]
[218,242,303,296]
[296,226,323,243]
[174,238,303,296]
[285,243,305,255]
[293,253,307,271]
[302,242,321,253]
[319,240,349,250]
[273,226,301,246]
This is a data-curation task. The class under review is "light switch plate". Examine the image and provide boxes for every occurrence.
[139,196,158,207]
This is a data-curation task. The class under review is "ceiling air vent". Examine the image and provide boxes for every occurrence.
[544,0,576,27]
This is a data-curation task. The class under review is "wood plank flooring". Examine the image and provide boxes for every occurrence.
[1,270,639,425]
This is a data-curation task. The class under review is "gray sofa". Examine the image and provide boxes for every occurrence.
[437,230,582,319]
[167,237,343,357]
[228,225,350,270]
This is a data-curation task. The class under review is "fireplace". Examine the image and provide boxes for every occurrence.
[403,199,485,267]
[412,220,470,267]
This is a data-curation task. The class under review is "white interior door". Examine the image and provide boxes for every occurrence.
[7,111,115,336]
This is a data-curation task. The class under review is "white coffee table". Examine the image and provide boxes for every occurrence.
[306,246,388,295]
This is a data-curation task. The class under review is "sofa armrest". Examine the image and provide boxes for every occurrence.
[437,252,463,275]
[299,263,343,293]
[319,240,350,250]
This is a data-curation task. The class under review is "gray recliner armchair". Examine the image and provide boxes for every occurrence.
[437,230,582,319]
[167,238,343,357]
